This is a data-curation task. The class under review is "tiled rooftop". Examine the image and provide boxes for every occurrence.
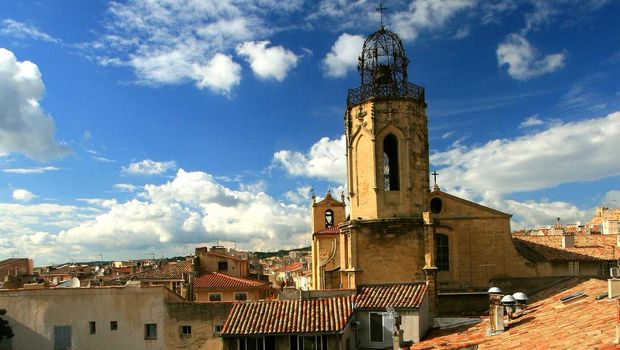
[194,271,269,289]
[222,295,354,335]
[513,234,620,261]
[278,262,304,273]
[133,260,192,280]
[409,278,618,350]
[356,282,427,310]
[314,226,340,235]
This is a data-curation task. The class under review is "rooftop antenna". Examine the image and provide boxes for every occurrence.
[9,251,20,258]
[376,3,387,28]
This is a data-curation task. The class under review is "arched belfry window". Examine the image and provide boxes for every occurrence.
[435,234,449,271]
[383,134,400,191]
[325,209,334,227]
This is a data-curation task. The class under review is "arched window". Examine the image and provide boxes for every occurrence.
[383,134,400,191]
[435,234,449,271]
[325,209,334,227]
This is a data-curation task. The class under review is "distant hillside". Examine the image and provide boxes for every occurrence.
[254,246,310,260]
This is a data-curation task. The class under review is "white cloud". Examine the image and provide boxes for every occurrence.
[602,190,620,207]
[0,19,59,43]
[322,33,364,78]
[76,198,118,208]
[391,0,476,41]
[88,0,291,93]
[519,114,544,128]
[123,159,177,176]
[431,111,620,196]
[496,33,565,80]
[236,41,299,81]
[193,53,242,94]
[114,183,139,192]
[2,166,60,174]
[272,135,346,184]
[12,189,36,202]
[0,48,71,160]
[284,185,313,205]
[57,169,309,252]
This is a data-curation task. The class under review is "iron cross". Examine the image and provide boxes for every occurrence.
[376,3,387,28]
[432,170,438,186]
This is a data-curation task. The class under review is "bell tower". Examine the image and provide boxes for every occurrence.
[345,25,429,220]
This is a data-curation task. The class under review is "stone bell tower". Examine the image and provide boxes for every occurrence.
[345,25,429,220]
[338,24,432,289]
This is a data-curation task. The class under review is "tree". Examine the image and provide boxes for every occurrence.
[0,309,13,342]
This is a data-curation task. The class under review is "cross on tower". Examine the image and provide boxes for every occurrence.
[376,3,387,28]
[431,171,439,186]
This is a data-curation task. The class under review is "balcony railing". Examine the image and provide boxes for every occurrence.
[346,81,425,108]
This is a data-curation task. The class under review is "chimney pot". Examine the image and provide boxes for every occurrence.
[562,234,575,248]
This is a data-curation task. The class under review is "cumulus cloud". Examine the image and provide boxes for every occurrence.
[272,135,346,184]
[87,0,306,93]
[322,33,364,78]
[193,53,242,94]
[0,48,71,160]
[2,166,60,174]
[57,169,309,252]
[432,111,620,196]
[114,183,139,192]
[496,33,565,80]
[236,41,299,81]
[391,0,476,41]
[12,189,36,202]
[0,19,59,43]
[122,159,177,175]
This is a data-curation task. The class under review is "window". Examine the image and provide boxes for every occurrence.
[235,292,248,301]
[325,209,334,227]
[569,261,580,276]
[435,234,449,272]
[110,321,118,331]
[383,134,400,191]
[54,325,71,350]
[289,335,328,350]
[429,197,443,214]
[218,261,228,271]
[214,324,223,334]
[369,313,384,343]
[209,293,222,301]
[239,337,264,350]
[145,323,157,340]
[600,261,615,276]
[89,321,96,334]
[180,325,192,336]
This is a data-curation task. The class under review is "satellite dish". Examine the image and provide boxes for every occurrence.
[70,277,80,288]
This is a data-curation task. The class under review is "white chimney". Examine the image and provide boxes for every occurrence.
[562,234,575,248]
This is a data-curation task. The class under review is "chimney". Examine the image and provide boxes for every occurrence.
[488,291,505,333]
[562,233,575,248]
[556,217,561,229]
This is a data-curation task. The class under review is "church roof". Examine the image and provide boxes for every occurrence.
[431,190,512,218]
[313,226,340,236]
[407,278,616,350]
[512,234,620,262]
[355,282,427,310]
[221,295,355,336]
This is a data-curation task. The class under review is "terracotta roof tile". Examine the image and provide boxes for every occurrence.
[409,278,618,350]
[133,261,191,280]
[513,234,620,261]
[314,226,340,235]
[222,296,354,335]
[356,282,427,309]
[194,272,269,289]
[278,262,304,273]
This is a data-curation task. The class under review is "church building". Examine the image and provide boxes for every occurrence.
[310,23,540,296]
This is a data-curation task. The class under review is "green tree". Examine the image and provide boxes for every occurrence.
[0,309,13,342]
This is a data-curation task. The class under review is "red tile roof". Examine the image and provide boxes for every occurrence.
[356,283,427,310]
[314,226,340,235]
[194,272,270,289]
[278,262,304,273]
[409,278,618,350]
[513,234,620,261]
[133,261,192,280]
[222,296,355,335]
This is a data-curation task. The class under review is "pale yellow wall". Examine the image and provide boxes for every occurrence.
[194,288,263,302]
[345,99,429,220]
[164,302,232,350]
[341,219,427,287]
[311,194,345,233]
[195,249,248,278]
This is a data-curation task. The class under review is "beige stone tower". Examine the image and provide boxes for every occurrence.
[310,191,346,289]
[338,26,432,289]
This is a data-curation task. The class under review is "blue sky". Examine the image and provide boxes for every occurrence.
[0,0,619,265]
